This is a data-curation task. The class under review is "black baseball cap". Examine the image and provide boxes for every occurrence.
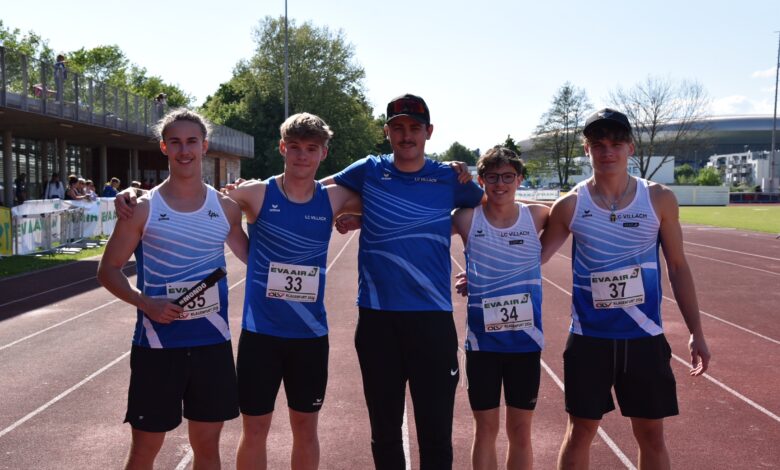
[386,94,430,125]
[583,108,631,134]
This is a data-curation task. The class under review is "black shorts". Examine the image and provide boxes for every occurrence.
[125,341,239,433]
[466,350,541,411]
[237,329,329,415]
[563,333,678,420]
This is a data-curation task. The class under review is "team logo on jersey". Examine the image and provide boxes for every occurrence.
[415,177,438,183]
[474,229,486,237]
[270,204,281,213]
[509,239,524,245]
[305,215,327,221]
[623,222,640,228]
[157,213,170,221]
[207,209,219,219]
[381,172,392,180]
[615,212,648,221]
[500,231,530,237]
[582,209,593,218]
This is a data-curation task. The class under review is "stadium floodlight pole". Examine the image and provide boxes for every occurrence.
[771,31,780,193]
[284,0,289,119]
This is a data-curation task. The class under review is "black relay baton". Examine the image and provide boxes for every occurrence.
[173,267,227,308]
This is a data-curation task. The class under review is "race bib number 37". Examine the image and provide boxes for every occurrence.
[266,262,320,303]
[482,293,534,333]
[590,266,645,309]
[167,281,220,320]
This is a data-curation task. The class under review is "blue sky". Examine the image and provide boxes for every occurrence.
[2,0,779,154]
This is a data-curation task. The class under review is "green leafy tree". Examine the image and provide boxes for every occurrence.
[203,17,383,179]
[0,20,54,59]
[441,142,477,165]
[532,83,591,189]
[674,163,696,184]
[501,135,522,155]
[695,167,722,186]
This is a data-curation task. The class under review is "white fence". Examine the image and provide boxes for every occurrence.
[10,198,117,255]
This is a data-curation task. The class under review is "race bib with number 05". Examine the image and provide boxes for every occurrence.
[166,281,220,320]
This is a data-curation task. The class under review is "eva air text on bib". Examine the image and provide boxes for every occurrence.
[590,266,645,309]
[266,262,320,303]
[167,281,220,320]
[482,293,534,332]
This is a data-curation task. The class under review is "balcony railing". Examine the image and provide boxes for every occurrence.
[0,46,253,158]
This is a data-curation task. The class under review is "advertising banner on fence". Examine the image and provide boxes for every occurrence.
[515,189,561,201]
[0,206,12,256]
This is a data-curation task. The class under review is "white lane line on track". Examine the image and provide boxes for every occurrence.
[0,263,136,309]
[0,299,121,352]
[540,360,636,469]
[552,253,780,345]
[462,253,635,467]
[173,235,356,470]
[542,274,780,426]
[685,252,780,276]
[0,350,130,439]
[670,354,780,424]
[683,241,780,262]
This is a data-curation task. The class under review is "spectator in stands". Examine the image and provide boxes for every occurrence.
[44,172,65,199]
[154,93,167,120]
[131,181,142,189]
[103,177,121,197]
[14,173,28,205]
[65,175,89,200]
[54,54,67,102]
[85,180,98,201]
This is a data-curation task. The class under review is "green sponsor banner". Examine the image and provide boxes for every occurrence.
[0,207,11,256]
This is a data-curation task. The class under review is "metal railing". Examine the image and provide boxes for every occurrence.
[0,46,254,158]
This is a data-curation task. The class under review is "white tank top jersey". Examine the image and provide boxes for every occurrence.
[568,177,664,339]
[133,185,231,348]
[465,203,544,352]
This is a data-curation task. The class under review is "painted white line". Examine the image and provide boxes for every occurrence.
[661,296,780,346]
[450,256,464,272]
[540,360,636,469]
[553,252,780,346]
[0,299,121,352]
[685,252,779,276]
[174,448,194,470]
[670,354,780,424]
[542,273,780,427]
[326,231,358,273]
[0,350,130,439]
[402,403,411,470]
[683,241,780,262]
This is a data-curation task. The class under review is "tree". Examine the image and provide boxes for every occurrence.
[440,142,477,165]
[674,163,696,184]
[501,135,522,155]
[609,76,710,180]
[695,167,722,186]
[203,17,383,179]
[0,21,54,59]
[532,83,591,189]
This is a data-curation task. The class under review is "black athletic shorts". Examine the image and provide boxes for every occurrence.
[237,329,329,415]
[125,341,239,432]
[466,350,541,411]
[563,333,678,420]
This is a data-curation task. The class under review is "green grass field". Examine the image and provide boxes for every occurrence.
[0,244,106,279]
[679,205,780,233]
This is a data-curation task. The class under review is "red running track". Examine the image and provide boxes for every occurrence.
[0,224,778,469]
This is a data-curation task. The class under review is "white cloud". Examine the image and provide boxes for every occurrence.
[711,95,773,114]
[751,67,777,79]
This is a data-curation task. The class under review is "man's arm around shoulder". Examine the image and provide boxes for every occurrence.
[539,193,576,263]
[218,193,249,264]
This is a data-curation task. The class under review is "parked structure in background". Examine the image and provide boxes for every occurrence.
[707,150,772,190]
[0,46,254,207]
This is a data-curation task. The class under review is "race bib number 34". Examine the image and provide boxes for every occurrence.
[482,293,534,333]
[590,266,645,309]
[167,281,220,320]
[266,262,320,303]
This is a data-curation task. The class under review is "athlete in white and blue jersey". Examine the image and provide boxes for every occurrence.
[464,203,543,352]
[541,108,710,469]
[568,177,663,339]
[133,185,231,348]
[332,154,483,311]
[243,177,332,338]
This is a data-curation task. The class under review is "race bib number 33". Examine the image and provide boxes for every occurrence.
[482,293,534,333]
[590,266,645,309]
[266,262,320,303]
[166,281,220,320]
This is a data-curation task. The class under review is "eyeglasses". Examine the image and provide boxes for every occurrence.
[388,98,427,115]
[482,172,518,184]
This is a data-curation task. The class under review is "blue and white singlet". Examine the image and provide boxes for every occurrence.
[569,177,663,339]
[333,155,484,312]
[133,185,230,348]
[242,178,333,338]
[465,204,543,352]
